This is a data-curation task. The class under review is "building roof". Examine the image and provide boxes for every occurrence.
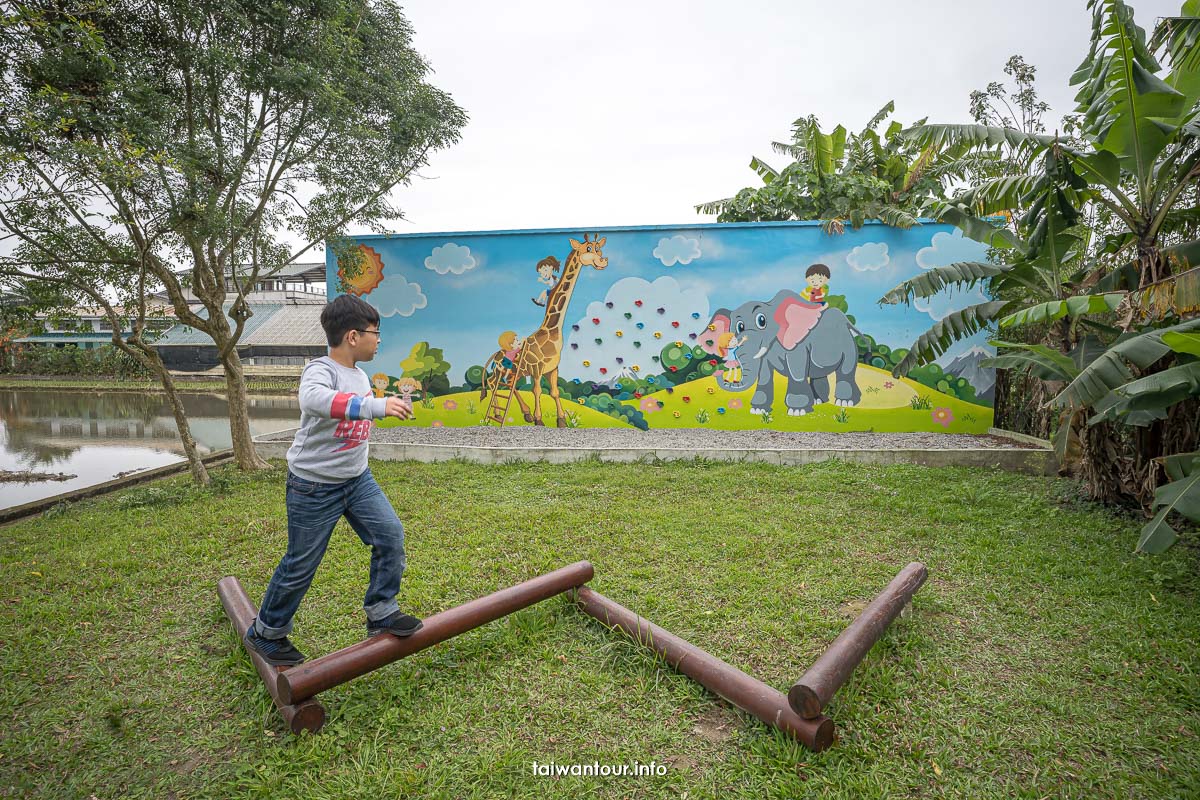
[154,303,327,347]
[171,262,325,282]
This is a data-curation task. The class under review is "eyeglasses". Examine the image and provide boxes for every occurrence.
[354,329,382,339]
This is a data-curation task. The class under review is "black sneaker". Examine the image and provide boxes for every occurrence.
[367,610,424,638]
[243,625,307,666]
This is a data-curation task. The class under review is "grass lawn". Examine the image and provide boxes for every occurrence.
[1,460,1197,799]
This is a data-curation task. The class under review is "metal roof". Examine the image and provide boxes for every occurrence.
[154,303,326,347]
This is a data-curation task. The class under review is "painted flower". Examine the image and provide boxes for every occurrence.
[884,381,894,389]
[442,399,458,411]
[431,420,444,428]
[640,397,659,412]
[932,407,954,428]
[728,398,744,409]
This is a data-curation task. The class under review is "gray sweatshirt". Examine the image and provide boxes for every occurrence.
[286,356,389,483]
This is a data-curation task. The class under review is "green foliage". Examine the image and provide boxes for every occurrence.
[696,102,956,229]
[400,342,451,395]
[5,344,151,378]
[463,364,485,389]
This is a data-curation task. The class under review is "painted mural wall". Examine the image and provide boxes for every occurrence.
[326,221,997,433]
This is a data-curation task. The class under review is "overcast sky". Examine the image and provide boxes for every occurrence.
[365,0,1180,238]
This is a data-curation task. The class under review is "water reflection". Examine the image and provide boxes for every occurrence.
[0,389,299,509]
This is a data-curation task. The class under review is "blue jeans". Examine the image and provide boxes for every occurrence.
[254,469,407,639]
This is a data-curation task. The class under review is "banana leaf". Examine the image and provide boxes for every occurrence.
[1163,331,1200,356]
[984,340,1080,381]
[1137,451,1200,554]
[891,300,1009,376]
[1055,317,1200,409]
[998,293,1126,328]
[1088,360,1200,424]
[878,261,1008,306]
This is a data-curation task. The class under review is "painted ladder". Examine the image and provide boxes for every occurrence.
[484,368,519,426]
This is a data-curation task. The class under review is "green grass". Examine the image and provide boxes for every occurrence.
[1,460,1198,799]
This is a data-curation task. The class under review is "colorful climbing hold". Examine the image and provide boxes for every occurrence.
[657,307,665,314]
[633,391,642,398]
[636,322,644,329]
[647,376,656,384]
[595,338,603,344]
[708,324,716,331]
[616,357,624,364]
[708,359,718,366]
[674,341,683,347]
[717,407,726,414]
[652,356,660,362]
[668,365,678,372]
[654,332,663,339]
[688,333,697,340]
[605,301,614,309]
[633,341,641,348]
[593,318,600,324]
[582,360,590,366]
[635,300,643,307]
[615,330,623,337]
[692,312,701,319]
[570,343,579,349]
[671,321,680,328]
[672,411,681,418]
[707,387,715,394]
[599,367,607,374]
[572,324,580,331]
[685,353,693,360]
[632,365,640,372]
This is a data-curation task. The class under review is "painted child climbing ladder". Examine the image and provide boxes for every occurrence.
[327,220,997,433]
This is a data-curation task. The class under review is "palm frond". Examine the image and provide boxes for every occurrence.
[890,300,1010,376]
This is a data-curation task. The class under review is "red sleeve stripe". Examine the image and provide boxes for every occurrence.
[330,392,353,419]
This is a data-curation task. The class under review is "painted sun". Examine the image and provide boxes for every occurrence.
[338,244,385,296]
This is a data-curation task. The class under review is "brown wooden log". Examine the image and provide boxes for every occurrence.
[788,562,927,719]
[573,586,835,752]
[216,576,327,734]
[278,561,594,705]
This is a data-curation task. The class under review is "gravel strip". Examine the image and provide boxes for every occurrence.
[260,427,1042,450]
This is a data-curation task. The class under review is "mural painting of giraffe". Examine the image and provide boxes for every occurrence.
[480,234,608,427]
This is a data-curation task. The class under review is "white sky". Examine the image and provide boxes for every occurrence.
[360,0,1180,237]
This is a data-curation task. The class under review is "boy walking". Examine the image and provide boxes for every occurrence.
[244,295,423,666]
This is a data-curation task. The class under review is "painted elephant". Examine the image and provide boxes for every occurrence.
[700,290,861,416]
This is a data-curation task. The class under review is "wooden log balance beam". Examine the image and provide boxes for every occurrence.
[276,561,595,706]
[573,586,835,752]
[787,562,927,720]
[216,576,327,735]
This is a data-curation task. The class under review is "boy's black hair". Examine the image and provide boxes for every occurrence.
[320,294,380,347]
[805,263,831,278]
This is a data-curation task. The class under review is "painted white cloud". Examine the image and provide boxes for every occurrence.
[846,242,889,271]
[916,230,988,270]
[652,235,702,267]
[377,275,427,318]
[424,243,477,275]
[559,275,710,384]
[914,285,989,322]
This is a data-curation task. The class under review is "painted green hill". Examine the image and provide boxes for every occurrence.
[622,364,994,433]
[376,389,634,429]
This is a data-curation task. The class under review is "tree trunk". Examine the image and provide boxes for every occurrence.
[144,348,211,485]
[222,346,270,470]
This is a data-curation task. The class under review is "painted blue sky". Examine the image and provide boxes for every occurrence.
[327,221,994,384]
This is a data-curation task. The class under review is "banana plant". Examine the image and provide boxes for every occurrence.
[879,0,1200,541]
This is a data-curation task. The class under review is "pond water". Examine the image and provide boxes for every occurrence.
[0,389,300,510]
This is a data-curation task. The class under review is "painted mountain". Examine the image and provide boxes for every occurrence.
[941,346,996,403]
